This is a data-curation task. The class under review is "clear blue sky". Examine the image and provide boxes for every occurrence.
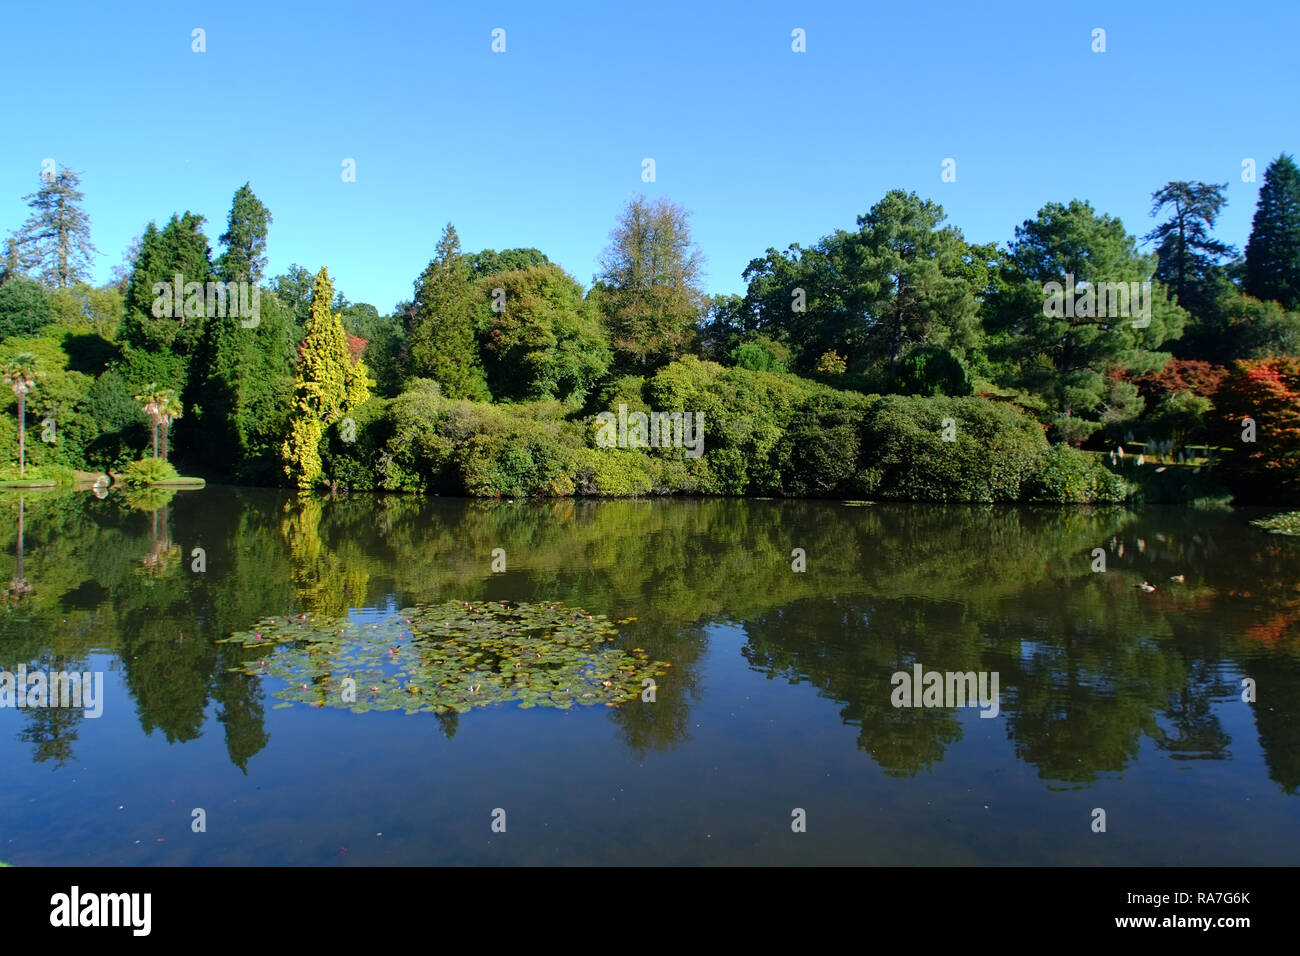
[2,0,1295,312]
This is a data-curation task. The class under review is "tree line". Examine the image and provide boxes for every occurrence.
[1,155,1298,499]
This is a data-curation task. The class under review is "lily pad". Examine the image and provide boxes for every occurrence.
[220,601,668,716]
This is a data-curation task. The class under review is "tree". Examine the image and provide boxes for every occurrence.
[120,213,215,363]
[404,224,489,399]
[1145,181,1234,321]
[11,169,98,290]
[281,268,372,488]
[984,200,1186,443]
[740,235,860,373]
[475,264,611,404]
[0,277,54,339]
[133,383,167,458]
[270,264,317,330]
[157,391,183,462]
[466,247,551,279]
[3,354,40,475]
[852,190,983,378]
[1244,154,1300,310]
[216,183,272,284]
[596,196,705,371]
[1212,358,1300,502]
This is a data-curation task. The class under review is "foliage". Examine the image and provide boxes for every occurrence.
[281,268,373,488]
[1244,154,1300,310]
[596,195,704,371]
[0,277,54,338]
[475,264,611,404]
[893,344,972,396]
[1212,358,1300,502]
[729,335,790,373]
[10,169,98,289]
[1144,181,1234,321]
[983,199,1186,442]
[815,350,847,375]
[1021,445,1129,503]
[121,457,180,486]
[403,224,490,400]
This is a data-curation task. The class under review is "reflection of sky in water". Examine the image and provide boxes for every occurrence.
[1,491,1298,865]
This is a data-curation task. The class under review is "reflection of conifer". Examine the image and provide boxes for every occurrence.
[18,653,85,767]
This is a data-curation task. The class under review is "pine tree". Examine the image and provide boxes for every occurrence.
[281,268,372,488]
[404,224,490,399]
[1144,181,1234,320]
[1244,154,1300,310]
[13,168,98,289]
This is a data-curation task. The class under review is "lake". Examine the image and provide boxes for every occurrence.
[1,488,1297,865]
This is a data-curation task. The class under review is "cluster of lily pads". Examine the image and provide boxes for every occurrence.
[1252,511,1300,536]
[219,601,669,715]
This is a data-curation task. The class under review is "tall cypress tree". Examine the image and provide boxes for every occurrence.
[1244,154,1300,310]
[13,168,98,289]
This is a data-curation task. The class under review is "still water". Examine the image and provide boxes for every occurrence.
[1,488,1297,865]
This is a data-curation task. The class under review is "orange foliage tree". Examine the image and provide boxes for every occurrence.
[1213,358,1300,501]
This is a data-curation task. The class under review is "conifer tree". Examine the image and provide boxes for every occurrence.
[281,268,372,488]
[1245,154,1300,310]
[13,168,97,289]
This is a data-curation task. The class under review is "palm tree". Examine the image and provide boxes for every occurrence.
[157,391,182,463]
[134,383,165,458]
[3,354,40,476]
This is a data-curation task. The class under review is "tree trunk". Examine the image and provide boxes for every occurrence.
[152,421,159,459]
[17,392,25,477]
[162,421,169,462]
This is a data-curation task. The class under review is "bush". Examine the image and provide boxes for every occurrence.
[121,457,180,486]
[730,336,790,373]
[860,395,1049,501]
[893,344,972,397]
[1022,445,1129,503]
[0,462,75,484]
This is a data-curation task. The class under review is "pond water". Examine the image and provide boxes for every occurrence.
[1,488,1297,865]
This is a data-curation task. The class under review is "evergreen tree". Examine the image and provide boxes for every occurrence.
[404,224,490,399]
[13,168,98,289]
[1244,154,1300,310]
[1145,181,1234,320]
[216,183,272,284]
[984,200,1186,443]
[195,185,275,474]
[281,268,372,488]
[852,190,983,377]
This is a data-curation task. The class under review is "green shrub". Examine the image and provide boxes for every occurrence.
[1022,445,1129,503]
[861,395,1049,501]
[121,457,180,486]
[0,462,75,484]
[893,344,972,397]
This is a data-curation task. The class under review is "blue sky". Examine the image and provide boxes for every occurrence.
[2,0,1295,311]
